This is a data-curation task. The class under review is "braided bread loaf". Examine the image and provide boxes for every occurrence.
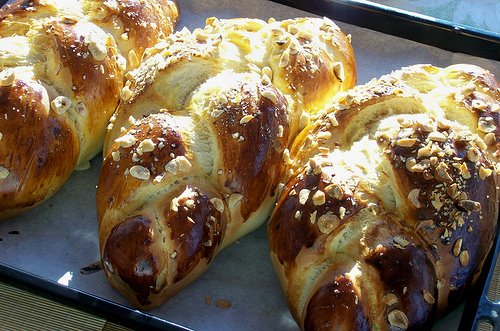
[0,0,178,219]
[96,16,356,308]
[269,64,500,330]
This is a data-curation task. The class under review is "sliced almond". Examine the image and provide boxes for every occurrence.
[408,188,421,208]
[210,197,225,213]
[129,165,150,180]
[459,250,469,266]
[0,165,9,179]
[0,68,15,86]
[388,310,409,330]
[317,212,340,234]
[453,238,462,257]
[423,290,435,304]
[239,115,255,125]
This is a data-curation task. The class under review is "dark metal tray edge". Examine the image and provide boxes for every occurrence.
[270,0,500,61]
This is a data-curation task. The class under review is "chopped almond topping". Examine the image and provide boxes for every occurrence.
[309,210,317,224]
[312,190,326,206]
[478,117,496,133]
[128,49,139,68]
[138,139,155,153]
[408,189,421,208]
[484,132,496,146]
[383,293,398,306]
[115,134,137,148]
[393,236,409,248]
[453,238,462,257]
[479,166,492,180]
[459,199,481,212]
[396,138,417,147]
[120,86,133,101]
[316,131,332,140]
[240,115,255,124]
[277,125,284,138]
[0,165,9,179]
[388,310,409,330]
[282,149,292,165]
[129,165,150,180]
[298,189,310,205]
[299,112,310,130]
[0,68,15,86]
[317,212,340,234]
[428,131,446,142]
[460,250,469,266]
[210,197,225,213]
[279,50,290,67]
[262,90,278,104]
[333,62,345,82]
[111,151,120,161]
[51,96,72,114]
[422,290,435,304]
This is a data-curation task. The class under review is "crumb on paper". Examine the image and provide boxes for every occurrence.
[216,299,232,309]
[204,295,212,305]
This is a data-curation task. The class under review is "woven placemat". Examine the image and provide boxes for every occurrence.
[0,281,132,331]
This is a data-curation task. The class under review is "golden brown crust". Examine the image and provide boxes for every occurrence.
[97,16,356,309]
[0,0,179,219]
[269,64,500,330]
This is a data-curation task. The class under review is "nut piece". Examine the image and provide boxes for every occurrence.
[393,236,409,248]
[299,112,310,130]
[324,183,343,199]
[422,290,435,304]
[111,151,120,161]
[383,293,398,306]
[165,156,191,174]
[428,131,446,142]
[317,212,340,234]
[129,165,150,180]
[312,190,326,206]
[120,86,133,101]
[408,188,421,208]
[51,96,72,114]
[210,197,225,213]
[388,310,409,330]
[128,49,139,68]
[115,134,137,148]
[460,250,469,266]
[0,68,15,86]
[240,115,255,124]
[397,138,417,147]
[333,62,345,82]
[453,238,463,257]
[479,166,493,180]
[261,90,278,104]
[298,189,310,205]
[0,165,9,179]
[478,117,496,133]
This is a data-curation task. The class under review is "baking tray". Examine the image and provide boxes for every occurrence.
[1,0,499,330]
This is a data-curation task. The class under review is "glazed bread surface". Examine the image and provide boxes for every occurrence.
[96,16,356,308]
[269,64,500,330]
[0,0,178,219]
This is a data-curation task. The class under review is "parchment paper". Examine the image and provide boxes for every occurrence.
[1,0,499,330]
